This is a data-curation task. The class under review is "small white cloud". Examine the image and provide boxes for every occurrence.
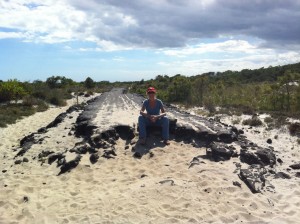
[63,45,72,50]
[113,57,125,61]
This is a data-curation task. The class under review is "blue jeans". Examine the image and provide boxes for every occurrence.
[138,115,169,140]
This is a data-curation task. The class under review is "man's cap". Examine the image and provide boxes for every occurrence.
[147,86,156,93]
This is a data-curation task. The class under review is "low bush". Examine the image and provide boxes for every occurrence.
[22,96,39,107]
[241,106,255,115]
[232,118,241,125]
[274,116,288,128]
[45,89,70,106]
[49,96,67,106]
[204,101,216,114]
[36,100,49,112]
[32,91,47,100]
[264,117,273,123]
[87,90,94,95]
[288,122,300,136]
[22,96,49,112]
[242,117,263,126]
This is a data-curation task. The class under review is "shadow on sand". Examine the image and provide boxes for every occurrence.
[132,134,168,159]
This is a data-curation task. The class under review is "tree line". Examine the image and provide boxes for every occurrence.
[130,63,300,115]
[0,76,113,105]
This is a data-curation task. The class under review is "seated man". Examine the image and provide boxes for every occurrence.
[138,87,170,145]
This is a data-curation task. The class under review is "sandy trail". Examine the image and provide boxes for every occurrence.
[0,89,299,224]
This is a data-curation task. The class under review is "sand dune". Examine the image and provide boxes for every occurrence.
[0,89,300,224]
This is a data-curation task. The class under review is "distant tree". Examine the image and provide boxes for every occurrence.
[167,75,191,103]
[278,70,294,111]
[84,77,95,89]
[192,75,208,106]
[296,82,300,111]
[46,76,74,88]
[269,83,280,110]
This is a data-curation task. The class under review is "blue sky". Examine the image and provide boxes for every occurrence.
[1,0,300,82]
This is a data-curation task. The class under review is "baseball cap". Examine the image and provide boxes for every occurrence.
[147,87,156,93]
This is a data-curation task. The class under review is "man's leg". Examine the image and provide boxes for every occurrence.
[161,117,169,140]
[155,117,169,141]
[138,115,149,139]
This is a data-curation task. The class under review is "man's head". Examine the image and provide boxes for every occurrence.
[147,86,156,94]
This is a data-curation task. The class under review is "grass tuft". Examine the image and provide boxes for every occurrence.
[0,104,35,127]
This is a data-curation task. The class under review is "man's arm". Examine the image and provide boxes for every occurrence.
[140,105,149,117]
[158,104,166,118]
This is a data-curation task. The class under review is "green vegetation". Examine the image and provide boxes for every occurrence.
[130,62,300,117]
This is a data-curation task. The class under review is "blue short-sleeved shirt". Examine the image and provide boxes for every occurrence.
[143,99,163,115]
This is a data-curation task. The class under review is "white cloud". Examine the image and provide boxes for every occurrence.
[0,0,89,43]
[1,0,300,52]
[0,0,140,50]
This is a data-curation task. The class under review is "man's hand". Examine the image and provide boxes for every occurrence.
[149,115,159,123]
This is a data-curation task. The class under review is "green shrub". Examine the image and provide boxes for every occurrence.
[32,91,47,100]
[241,106,255,115]
[36,100,49,112]
[21,96,49,112]
[274,116,288,128]
[43,88,71,106]
[232,118,241,125]
[87,90,94,95]
[204,100,216,114]
[22,96,40,107]
[242,117,263,126]
[49,96,66,106]
[264,117,273,123]
[288,123,300,136]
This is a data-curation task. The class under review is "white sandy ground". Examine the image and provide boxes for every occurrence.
[0,96,300,223]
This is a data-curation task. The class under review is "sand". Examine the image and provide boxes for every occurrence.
[0,94,300,224]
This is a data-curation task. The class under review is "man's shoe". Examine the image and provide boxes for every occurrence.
[163,140,170,145]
